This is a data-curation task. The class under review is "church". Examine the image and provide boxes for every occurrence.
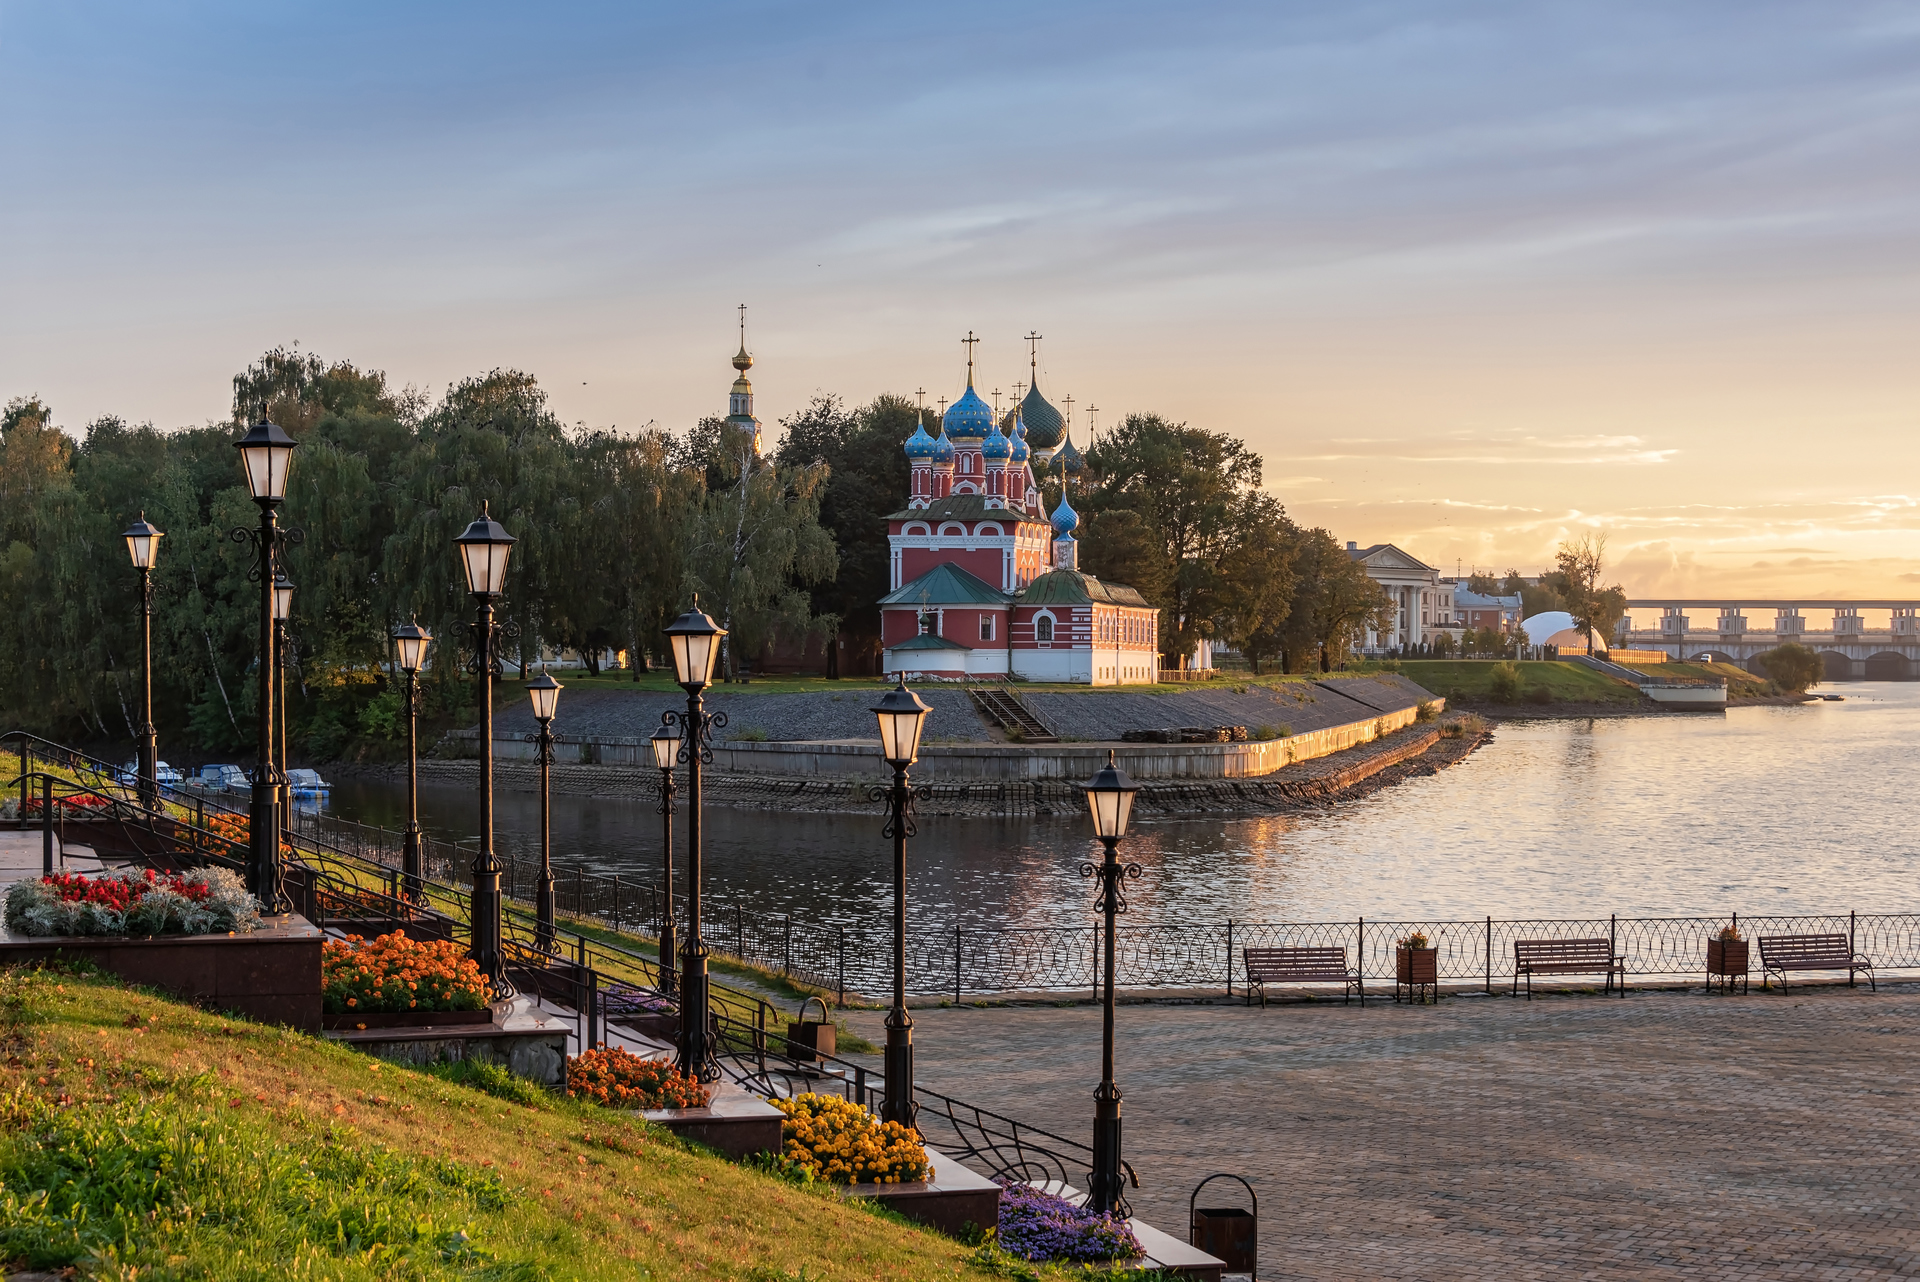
[879,343,1161,684]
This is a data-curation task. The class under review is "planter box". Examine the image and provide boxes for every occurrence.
[325,999,568,1086]
[1707,938,1750,993]
[842,1145,1001,1238]
[323,1008,493,1031]
[640,1079,784,1159]
[0,914,322,1030]
[608,1011,678,1042]
[1395,946,1438,1004]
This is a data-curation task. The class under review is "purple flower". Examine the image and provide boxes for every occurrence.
[994,1181,1143,1263]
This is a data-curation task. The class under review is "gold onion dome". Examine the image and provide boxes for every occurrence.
[732,343,753,373]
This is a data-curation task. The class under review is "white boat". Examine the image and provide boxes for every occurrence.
[287,768,331,793]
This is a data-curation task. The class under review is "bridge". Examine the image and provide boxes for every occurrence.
[1619,600,1920,681]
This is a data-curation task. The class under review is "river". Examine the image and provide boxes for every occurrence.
[319,685,1920,933]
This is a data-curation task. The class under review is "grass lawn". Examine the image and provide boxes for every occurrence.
[1396,660,1645,705]
[0,965,1137,1280]
[1621,660,1775,693]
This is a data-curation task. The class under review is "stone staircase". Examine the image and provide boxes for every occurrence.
[966,686,1058,742]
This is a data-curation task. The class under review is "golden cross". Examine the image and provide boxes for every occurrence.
[738,303,747,344]
[1025,330,1043,371]
[962,331,979,380]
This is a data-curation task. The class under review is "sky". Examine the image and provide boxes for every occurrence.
[4,1,1919,598]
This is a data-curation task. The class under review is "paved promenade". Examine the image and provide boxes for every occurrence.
[846,984,1920,1279]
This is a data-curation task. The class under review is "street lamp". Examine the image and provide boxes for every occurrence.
[872,678,931,1129]
[662,596,726,1081]
[527,667,563,953]
[122,513,163,810]
[1081,749,1141,1217]
[273,573,294,828]
[649,724,680,996]
[392,618,432,903]
[233,415,297,909]
[454,502,517,998]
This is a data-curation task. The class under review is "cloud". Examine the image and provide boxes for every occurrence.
[1289,433,1678,466]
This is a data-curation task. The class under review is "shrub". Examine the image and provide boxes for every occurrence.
[1251,723,1290,741]
[734,726,770,743]
[993,1181,1142,1263]
[1415,700,1438,722]
[1439,712,1489,740]
[1526,684,1553,705]
[1488,661,1521,703]
[3,868,259,938]
[1757,641,1823,692]
[567,1046,710,1109]
[321,932,489,1014]
[771,1092,930,1184]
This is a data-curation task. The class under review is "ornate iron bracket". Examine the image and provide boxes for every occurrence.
[866,780,932,840]
[661,706,726,767]
[226,524,304,583]
[453,615,521,676]
[1081,858,1143,915]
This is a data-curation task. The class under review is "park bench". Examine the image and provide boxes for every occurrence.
[1759,934,1875,991]
[1243,946,1363,1007]
[1512,938,1626,999]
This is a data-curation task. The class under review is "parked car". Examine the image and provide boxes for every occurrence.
[286,768,330,794]
[195,764,250,791]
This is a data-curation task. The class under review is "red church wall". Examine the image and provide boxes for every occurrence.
[898,546,1003,588]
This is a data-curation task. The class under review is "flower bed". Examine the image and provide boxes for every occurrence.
[994,1181,1142,1263]
[771,1092,931,1185]
[3,868,260,938]
[17,792,112,818]
[568,1046,711,1109]
[322,932,488,1015]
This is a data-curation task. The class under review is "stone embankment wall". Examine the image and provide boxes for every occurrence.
[383,722,1486,819]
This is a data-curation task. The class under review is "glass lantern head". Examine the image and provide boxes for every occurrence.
[391,618,432,674]
[233,416,297,502]
[526,667,563,722]
[123,512,163,570]
[1083,749,1139,840]
[871,680,932,768]
[663,596,725,691]
[650,724,679,771]
[272,573,294,622]
[453,502,516,598]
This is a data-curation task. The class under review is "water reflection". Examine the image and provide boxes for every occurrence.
[324,685,1920,928]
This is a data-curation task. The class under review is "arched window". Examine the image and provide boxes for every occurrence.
[1036,615,1054,643]
[903,522,930,536]
[938,522,967,537]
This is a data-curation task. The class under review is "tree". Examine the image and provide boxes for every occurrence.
[683,420,838,679]
[1080,413,1266,666]
[772,394,912,675]
[1758,642,1823,692]
[1279,528,1393,672]
[1552,533,1628,651]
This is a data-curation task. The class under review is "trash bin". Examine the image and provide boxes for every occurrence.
[1191,1173,1257,1277]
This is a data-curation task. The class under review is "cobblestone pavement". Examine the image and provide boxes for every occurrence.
[844,984,1920,1279]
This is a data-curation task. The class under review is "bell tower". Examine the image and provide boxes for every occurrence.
[725,303,762,455]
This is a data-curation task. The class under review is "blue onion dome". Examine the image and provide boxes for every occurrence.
[903,419,938,459]
[1019,384,1065,451]
[943,382,994,440]
[1010,409,1028,442]
[1050,493,1079,536]
[1056,433,1085,475]
[981,418,1011,460]
[1010,431,1030,464]
[930,424,955,464]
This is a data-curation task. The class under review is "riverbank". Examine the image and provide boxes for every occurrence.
[334,718,1490,819]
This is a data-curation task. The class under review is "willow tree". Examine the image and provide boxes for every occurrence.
[682,420,838,679]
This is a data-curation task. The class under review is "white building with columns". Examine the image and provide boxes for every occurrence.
[1347,542,1453,652]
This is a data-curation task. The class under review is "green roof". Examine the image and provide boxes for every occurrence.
[886,633,971,652]
[885,494,1049,524]
[1018,570,1151,608]
[878,562,1010,607]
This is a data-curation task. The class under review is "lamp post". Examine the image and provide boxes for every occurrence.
[392,619,432,903]
[454,503,517,998]
[273,573,294,828]
[527,667,563,954]
[662,598,726,1082]
[872,679,931,1128]
[232,415,297,909]
[122,513,164,810]
[649,724,679,996]
[1081,749,1141,1217]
